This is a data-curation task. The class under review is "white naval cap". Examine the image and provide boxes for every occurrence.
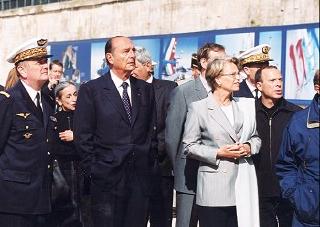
[237,44,272,66]
[7,38,51,64]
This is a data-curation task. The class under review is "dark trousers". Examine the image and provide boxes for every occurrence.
[176,192,198,227]
[0,212,47,227]
[91,167,149,227]
[260,196,293,227]
[148,176,174,227]
[197,205,238,227]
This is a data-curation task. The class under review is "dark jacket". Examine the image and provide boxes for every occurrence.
[276,94,319,227]
[0,80,53,214]
[48,110,83,226]
[152,78,177,176]
[253,97,301,197]
[73,73,157,193]
[0,85,4,91]
[50,110,79,160]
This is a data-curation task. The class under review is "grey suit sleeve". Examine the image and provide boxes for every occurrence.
[182,104,219,165]
[165,87,187,167]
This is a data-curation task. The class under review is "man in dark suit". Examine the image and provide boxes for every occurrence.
[0,38,54,227]
[73,36,157,227]
[132,46,177,227]
[233,44,272,98]
[165,43,226,227]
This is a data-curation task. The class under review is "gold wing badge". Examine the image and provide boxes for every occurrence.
[16,113,31,119]
[23,132,33,139]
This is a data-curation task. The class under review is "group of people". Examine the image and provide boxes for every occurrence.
[0,36,318,227]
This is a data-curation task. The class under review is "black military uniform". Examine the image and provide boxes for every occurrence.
[0,38,54,227]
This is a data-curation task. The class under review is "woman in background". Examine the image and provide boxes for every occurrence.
[47,81,83,227]
[183,57,261,227]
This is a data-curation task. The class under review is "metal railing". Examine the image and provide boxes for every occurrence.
[0,0,70,11]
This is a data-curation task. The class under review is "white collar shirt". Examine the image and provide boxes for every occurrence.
[110,70,132,104]
[21,80,42,108]
[245,79,261,98]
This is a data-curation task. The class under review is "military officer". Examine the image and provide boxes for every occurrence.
[0,38,54,227]
[233,44,272,99]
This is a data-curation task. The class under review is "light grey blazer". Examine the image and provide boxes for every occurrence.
[182,93,261,207]
[165,77,207,194]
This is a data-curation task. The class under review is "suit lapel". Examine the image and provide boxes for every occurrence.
[152,79,161,101]
[207,93,239,142]
[232,98,244,139]
[130,77,141,126]
[103,73,131,125]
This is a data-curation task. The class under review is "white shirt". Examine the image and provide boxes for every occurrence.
[21,80,42,109]
[220,104,234,127]
[110,70,132,104]
[199,75,211,93]
[245,79,260,98]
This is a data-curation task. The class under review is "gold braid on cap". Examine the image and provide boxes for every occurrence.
[241,53,270,65]
[14,47,47,64]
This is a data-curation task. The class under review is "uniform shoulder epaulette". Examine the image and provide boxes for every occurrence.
[0,91,10,98]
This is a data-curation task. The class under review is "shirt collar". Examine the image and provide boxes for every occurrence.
[110,70,131,88]
[146,76,153,84]
[199,75,211,93]
[245,79,256,93]
[21,80,41,103]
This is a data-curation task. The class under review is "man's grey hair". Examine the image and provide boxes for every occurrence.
[135,46,152,64]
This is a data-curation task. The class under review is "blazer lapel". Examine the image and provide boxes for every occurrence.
[103,73,131,125]
[207,93,239,142]
[232,99,244,139]
[130,77,141,126]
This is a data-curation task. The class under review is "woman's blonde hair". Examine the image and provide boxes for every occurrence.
[205,56,239,90]
[5,68,19,90]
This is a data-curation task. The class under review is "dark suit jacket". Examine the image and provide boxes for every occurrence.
[152,78,177,176]
[41,80,56,108]
[74,72,157,193]
[0,80,53,214]
[233,80,254,98]
[0,85,4,91]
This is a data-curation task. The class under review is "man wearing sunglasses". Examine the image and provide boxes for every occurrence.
[0,38,54,227]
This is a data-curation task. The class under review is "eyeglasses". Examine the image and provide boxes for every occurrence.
[220,72,240,79]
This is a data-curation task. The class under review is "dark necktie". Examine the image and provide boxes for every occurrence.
[254,89,259,100]
[121,82,132,123]
[36,92,43,119]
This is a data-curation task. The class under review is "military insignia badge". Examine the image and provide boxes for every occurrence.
[50,116,57,122]
[37,39,48,46]
[23,132,32,139]
[262,46,270,54]
[16,113,31,119]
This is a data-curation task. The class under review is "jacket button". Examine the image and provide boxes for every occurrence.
[25,125,29,129]
[46,139,49,142]
[47,152,50,155]
[48,165,51,169]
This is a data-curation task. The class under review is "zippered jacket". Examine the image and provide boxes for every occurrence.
[253,97,301,197]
